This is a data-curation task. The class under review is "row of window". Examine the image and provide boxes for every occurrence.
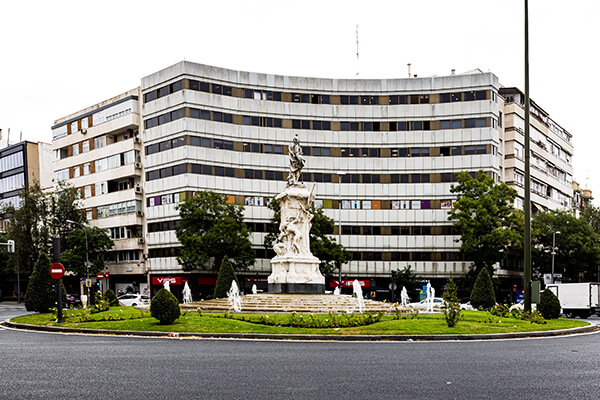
[105,250,141,264]
[145,134,492,159]
[146,135,233,156]
[252,248,464,262]
[96,200,142,219]
[144,106,494,132]
[0,173,24,195]
[145,161,478,185]
[0,151,24,173]
[144,78,490,107]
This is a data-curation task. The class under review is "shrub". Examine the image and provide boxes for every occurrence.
[490,304,510,318]
[214,256,239,299]
[150,288,181,324]
[442,272,461,327]
[537,289,561,319]
[92,290,109,313]
[470,268,496,310]
[102,289,118,306]
[25,253,66,313]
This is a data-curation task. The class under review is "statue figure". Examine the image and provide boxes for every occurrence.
[252,284,258,295]
[163,280,171,293]
[287,135,305,186]
[401,286,409,306]
[426,282,435,312]
[182,282,192,304]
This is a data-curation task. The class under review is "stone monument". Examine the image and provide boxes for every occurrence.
[268,135,325,294]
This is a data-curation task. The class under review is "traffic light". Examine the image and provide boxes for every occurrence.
[391,269,398,280]
[7,240,15,253]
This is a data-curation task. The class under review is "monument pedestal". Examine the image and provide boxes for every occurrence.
[268,254,325,294]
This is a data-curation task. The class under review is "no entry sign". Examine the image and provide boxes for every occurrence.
[50,263,65,280]
[97,272,105,281]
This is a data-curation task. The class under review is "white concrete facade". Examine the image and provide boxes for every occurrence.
[52,88,146,284]
[140,61,508,285]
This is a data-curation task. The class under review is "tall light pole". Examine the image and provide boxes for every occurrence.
[66,220,90,298]
[337,171,346,290]
[523,0,533,312]
[551,231,560,284]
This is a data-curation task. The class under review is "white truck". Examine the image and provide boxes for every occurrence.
[546,283,600,319]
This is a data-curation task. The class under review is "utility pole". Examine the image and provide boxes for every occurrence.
[523,0,532,312]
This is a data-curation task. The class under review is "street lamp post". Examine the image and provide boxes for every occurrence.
[551,231,560,284]
[337,171,346,291]
[66,220,90,300]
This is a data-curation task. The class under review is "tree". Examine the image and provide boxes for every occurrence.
[24,253,66,313]
[392,266,421,301]
[60,226,114,276]
[532,210,600,282]
[443,272,461,327]
[537,289,561,319]
[175,191,255,271]
[470,267,496,309]
[264,198,351,277]
[3,182,84,277]
[582,205,600,234]
[150,288,181,324]
[214,256,239,299]
[448,170,523,276]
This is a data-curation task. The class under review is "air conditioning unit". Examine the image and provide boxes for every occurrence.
[136,210,144,217]
[134,184,142,193]
[134,162,142,169]
[137,238,145,244]
[134,136,141,143]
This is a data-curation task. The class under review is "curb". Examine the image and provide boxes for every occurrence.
[3,319,598,341]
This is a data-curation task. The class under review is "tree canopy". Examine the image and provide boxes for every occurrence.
[60,225,114,276]
[175,191,255,271]
[2,182,88,275]
[532,210,600,282]
[448,170,523,275]
[264,197,351,277]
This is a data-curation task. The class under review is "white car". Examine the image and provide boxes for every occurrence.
[407,297,445,309]
[117,294,150,307]
[460,301,475,311]
[509,300,536,311]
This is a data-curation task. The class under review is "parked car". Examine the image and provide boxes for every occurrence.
[66,294,82,308]
[117,294,150,307]
[460,301,475,311]
[509,300,536,311]
[407,297,445,309]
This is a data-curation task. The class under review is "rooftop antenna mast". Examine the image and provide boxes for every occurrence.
[355,24,360,76]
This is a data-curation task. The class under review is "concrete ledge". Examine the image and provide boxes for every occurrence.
[3,319,597,341]
[268,283,325,294]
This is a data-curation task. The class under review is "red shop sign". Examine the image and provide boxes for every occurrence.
[328,279,370,288]
[152,276,187,285]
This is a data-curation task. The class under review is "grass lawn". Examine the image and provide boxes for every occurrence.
[10,307,590,336]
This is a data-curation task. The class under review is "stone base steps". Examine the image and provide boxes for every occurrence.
[181,294,406,314]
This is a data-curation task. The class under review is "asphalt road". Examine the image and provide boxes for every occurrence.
[2,305,600,400]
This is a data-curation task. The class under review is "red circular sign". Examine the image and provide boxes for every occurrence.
[50,262,65,280]
[97,272,105,281]
[105,271,109,279]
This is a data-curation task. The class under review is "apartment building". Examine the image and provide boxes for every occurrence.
[51,89,147,295]
[0,139,52,297]
[140,61,512,297]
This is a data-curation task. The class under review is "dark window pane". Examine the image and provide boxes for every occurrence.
[224,113,233,123]
[189,80,199,91]
[265,170,275,180]
[201,138,211,148]
[421,174,430,183]
[476,145,487,154]
[202,165,212,175]
[372,174,380,183]
[363,122,372,131]
[464,91,475,101]
[464,145,476,155]
[361,96,369,105]
[190,137,201,146]
[400,174,409,183]
[351,174,360,183]
[476,118,487,127]
[245,169,253,179]
[451,120,462,129]
[413,121,423,131]
[211,84,222,95]
[321,95,330,104]
[475,90,487,100]
[201,110,211,120]
[301,120,310,129]
[389,95,399,105]
[411,174,421,183]
[440,120,451,129]
[410,95,419,104]
[350,122,359,131]
[398,148,408,157]
[349,96,358,105]
[254,170,263,179]
[352,226,361,235]
[440,93,451,103]
[223,86,232,96]
[451,146,462,155]
[391,174,399,183]
[398,121,408,131]
[159,86,170,98]
[213,112,222,122]
[199,82,210,92]
[464,119,476,128]
[362,174,371,183]
[451,93,461,102]
[192,164,202,174]
[340,96,349,105]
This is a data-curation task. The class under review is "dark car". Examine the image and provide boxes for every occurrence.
[66,294,82,308]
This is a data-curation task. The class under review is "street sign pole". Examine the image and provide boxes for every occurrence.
[52,237,64,323]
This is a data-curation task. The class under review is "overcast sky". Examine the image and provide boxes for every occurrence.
[1,1,598,203]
